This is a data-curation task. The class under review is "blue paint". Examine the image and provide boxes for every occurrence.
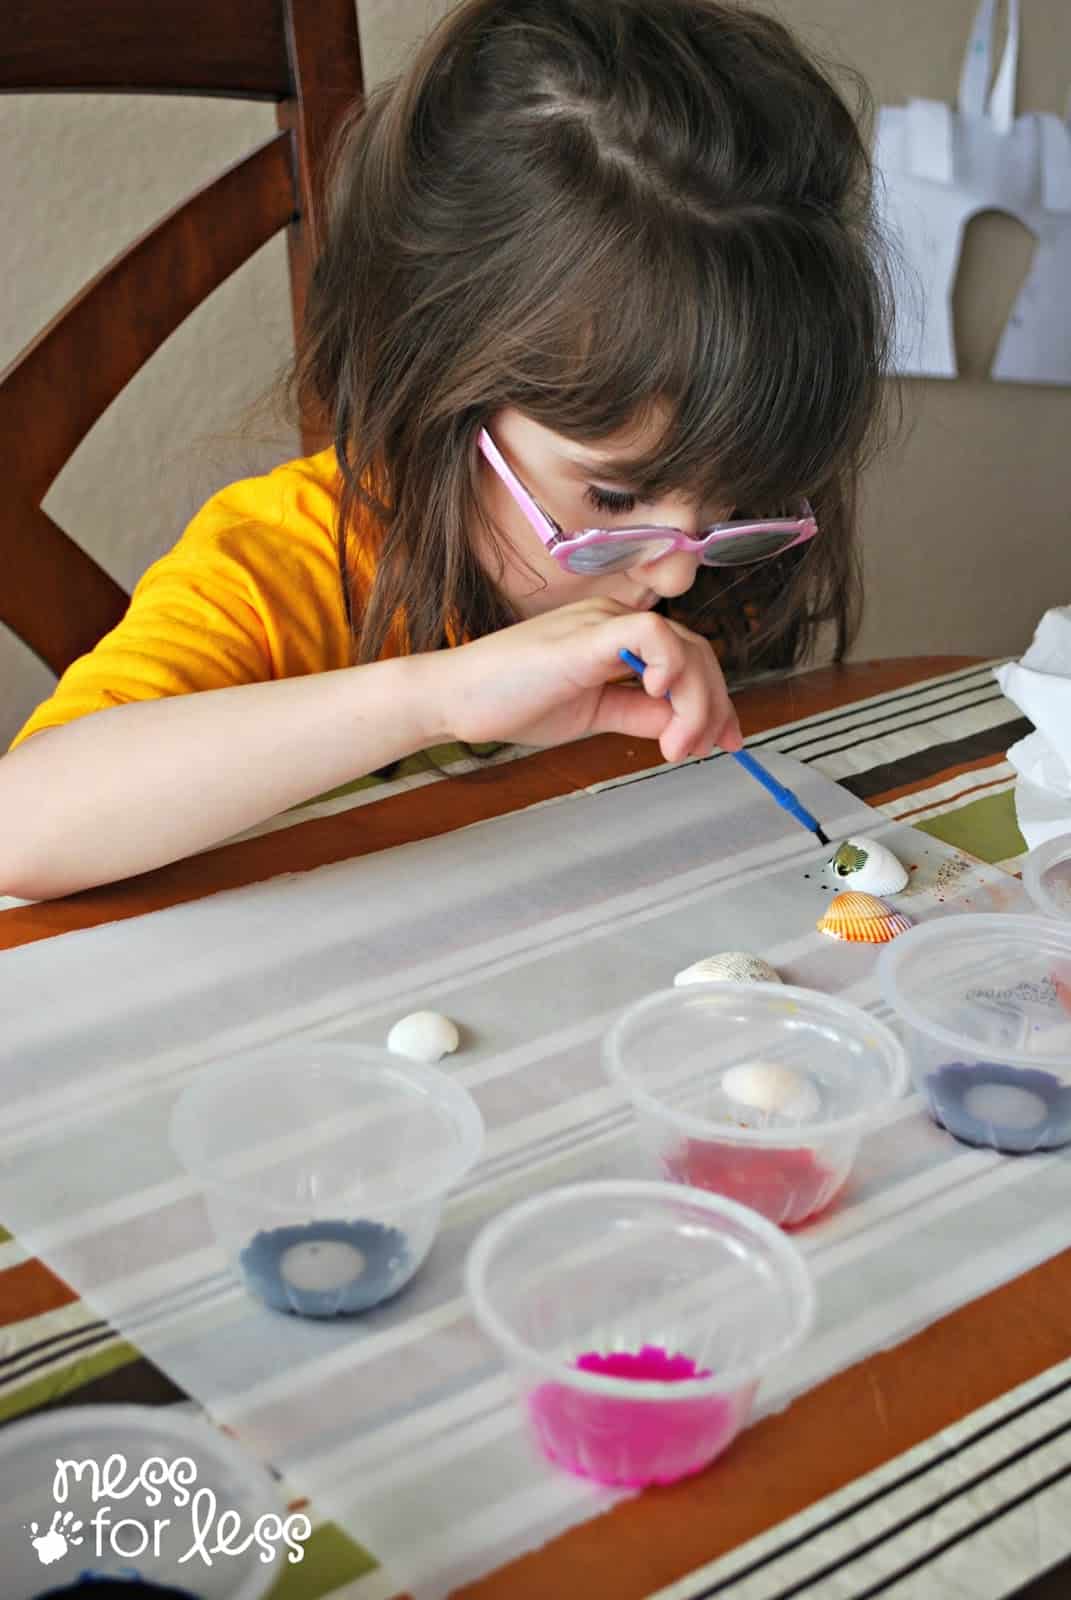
[926,1061,1071,1153]
[34,1573,199,1599]
[239,1218,411,1316]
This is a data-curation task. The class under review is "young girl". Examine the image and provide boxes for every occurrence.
[0,0,889,900]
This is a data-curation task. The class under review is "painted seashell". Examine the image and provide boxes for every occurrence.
[817,891,912,944]
[674,952,781,986]
[827,836,909,896]
[721,1062,821,1120]
[387,1010,460,1063]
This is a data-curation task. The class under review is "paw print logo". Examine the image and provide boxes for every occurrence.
[26,1510,84,1565]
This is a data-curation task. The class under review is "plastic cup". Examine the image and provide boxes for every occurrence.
[878,914,1071,1153]
[1022,833,1071,921]
[602,983,908,1227]
[170,1043,483,1316]
[466,1179,814,1487]
[0,1404,283,1599]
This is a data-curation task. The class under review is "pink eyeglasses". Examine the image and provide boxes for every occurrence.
[478,428,818,576]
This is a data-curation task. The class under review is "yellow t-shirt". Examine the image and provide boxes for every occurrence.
[10,449,387,750]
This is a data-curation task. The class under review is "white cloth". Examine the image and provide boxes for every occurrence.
[995,606,1071,847]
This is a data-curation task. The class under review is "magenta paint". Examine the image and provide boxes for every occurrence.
[527,1344,743,1486]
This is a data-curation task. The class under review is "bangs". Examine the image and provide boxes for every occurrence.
[513,206,885,515]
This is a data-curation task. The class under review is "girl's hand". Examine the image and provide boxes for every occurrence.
[432,599,743,762]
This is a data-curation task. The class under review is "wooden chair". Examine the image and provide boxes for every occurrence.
[1,0,366,677]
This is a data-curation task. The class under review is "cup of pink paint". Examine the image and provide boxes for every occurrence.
[465,1180,814,1487]
[603,983,908,1227]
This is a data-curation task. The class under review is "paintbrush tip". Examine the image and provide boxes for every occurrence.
[815,826,831,847]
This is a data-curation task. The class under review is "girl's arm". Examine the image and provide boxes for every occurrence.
[0,655,447,901]
[0,600,738,900]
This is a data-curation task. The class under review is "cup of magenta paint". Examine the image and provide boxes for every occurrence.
[603,984,908,1228]
[171,1043,483,1316]
[879,914,1071,1153]
[465,1180,814,1487]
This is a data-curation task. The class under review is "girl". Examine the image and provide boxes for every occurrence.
[0,0,889,900]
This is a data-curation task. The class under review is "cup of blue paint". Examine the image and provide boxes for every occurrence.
[171,1043,483,1316]
[878,914,1071,1153]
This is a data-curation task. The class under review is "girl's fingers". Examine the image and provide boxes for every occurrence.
[592,684,676,742]
[588,608,740,761]
[658,636,736,761]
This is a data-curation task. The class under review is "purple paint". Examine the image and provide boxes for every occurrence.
[927,1061,1071,1153]
[528,1344,743,1486]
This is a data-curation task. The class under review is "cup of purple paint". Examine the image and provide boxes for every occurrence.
[465,1180,814,1487]
[170,1043,483,1317]
[878,914,1071,1153]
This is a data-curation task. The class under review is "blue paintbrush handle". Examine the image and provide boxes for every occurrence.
[617,648,829,844]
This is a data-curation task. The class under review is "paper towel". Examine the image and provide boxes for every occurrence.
[994,606,1071,848]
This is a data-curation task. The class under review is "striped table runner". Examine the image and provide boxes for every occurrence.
[645,1354,1071,1600]
[0,659,1038,1600]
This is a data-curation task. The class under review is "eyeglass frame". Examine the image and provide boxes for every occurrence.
[477,427,819,573]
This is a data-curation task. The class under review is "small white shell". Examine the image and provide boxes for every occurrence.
[386,1010,460,1063]
[722,1062,821,1120]
[674,952,781,987]
[827,836,908,896]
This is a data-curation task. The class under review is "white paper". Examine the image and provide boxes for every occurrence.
[875,0,1071,383]
[995,605,1071,847]
[0,752,1040,1599]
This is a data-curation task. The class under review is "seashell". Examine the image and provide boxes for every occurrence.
[674,952,782,986]
[721,1062,821,1120]
[827,836,909,896]
[817,891,912,944]
[387,1010,460,1063]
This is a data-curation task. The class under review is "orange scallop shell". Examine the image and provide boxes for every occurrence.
[817,891,912,944]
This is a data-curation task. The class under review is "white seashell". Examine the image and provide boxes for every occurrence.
[721,1062,821,1119]
[387,1010,460,1063]
[827,836,909,896]
[674,952,781,986]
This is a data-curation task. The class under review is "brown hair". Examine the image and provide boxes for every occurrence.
[293,0,893,677]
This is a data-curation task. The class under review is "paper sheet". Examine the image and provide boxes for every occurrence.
[0,752,1044,1598]
[875,0,1071,383]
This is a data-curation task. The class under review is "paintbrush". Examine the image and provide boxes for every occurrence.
[617,648,830,847]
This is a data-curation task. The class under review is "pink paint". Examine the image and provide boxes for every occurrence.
[664,1138,841,1228]
[527,1344,744,1486]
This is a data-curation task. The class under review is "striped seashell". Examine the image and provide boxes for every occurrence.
[674,952,782,986]
[817,891,912,944]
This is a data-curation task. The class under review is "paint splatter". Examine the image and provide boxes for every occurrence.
[934,855,974,892]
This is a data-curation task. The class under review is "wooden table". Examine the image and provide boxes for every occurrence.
[3,655,1068,1600]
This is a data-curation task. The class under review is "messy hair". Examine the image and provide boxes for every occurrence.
[293,0,893,676]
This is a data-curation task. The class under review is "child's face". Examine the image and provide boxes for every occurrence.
[475,407,730,618]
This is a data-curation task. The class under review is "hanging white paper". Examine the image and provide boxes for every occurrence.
[875,0,1071,383]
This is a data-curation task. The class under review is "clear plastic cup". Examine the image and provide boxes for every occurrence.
[602,983,908,1228]
[170,1043,483,1316]
[1023,833,1071,921]
[0,1404,283,1599]
[878,914,1071,1153]
[466,1179,814,1487]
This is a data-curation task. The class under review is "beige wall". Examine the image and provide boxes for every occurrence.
[3,0,1069,747]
